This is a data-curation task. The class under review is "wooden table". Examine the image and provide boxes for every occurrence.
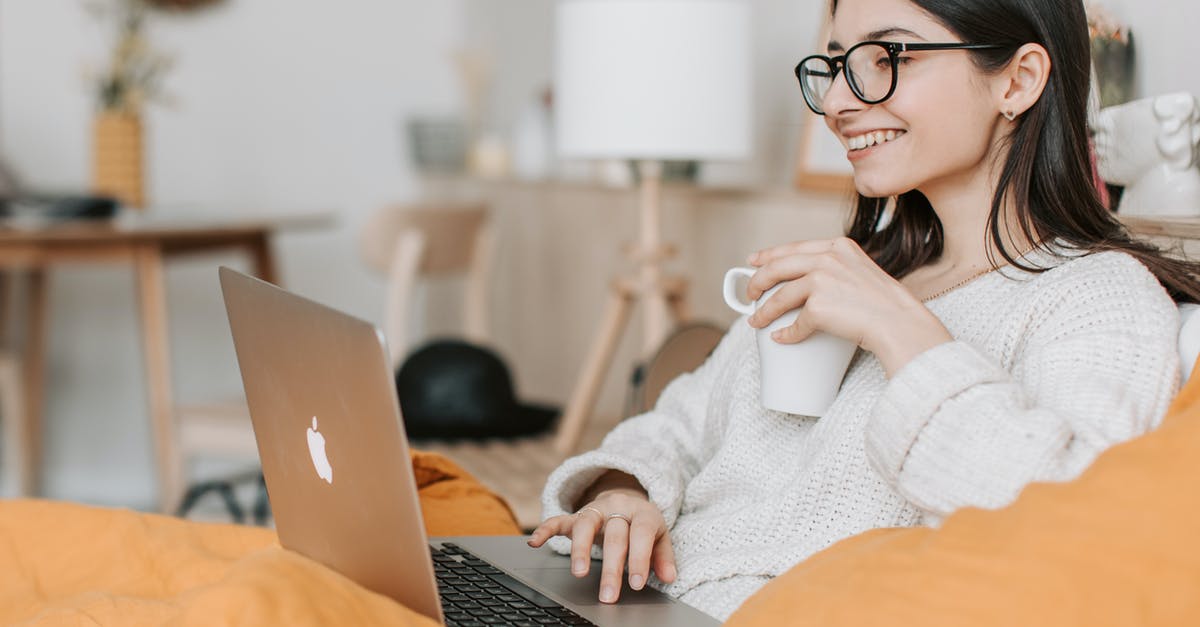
[0,211,331,512]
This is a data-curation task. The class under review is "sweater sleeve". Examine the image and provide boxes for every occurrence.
[540,319,750,538]
[864,255,1181,520]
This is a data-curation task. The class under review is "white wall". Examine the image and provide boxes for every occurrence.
[1101,0,1200,99]
[2,0,1197,509]
[0,0,466,507]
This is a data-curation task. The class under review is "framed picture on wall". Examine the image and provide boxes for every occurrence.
[793,15,855,193]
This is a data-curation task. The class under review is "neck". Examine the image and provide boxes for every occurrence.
[918,149,1035,272]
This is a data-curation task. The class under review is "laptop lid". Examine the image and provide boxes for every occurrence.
[219,267,443,623]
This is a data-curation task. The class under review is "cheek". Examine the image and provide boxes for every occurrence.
[879,85,996,180]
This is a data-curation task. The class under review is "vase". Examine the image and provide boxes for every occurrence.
[92,111,145,209]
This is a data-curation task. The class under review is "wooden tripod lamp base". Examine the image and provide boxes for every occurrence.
[553,162,691,455]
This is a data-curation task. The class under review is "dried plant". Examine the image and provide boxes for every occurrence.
[1085,1,1130,44]
[85,0,174,114]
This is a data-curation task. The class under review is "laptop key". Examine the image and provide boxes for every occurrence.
[488,573,564,609]
[478,617,507,625]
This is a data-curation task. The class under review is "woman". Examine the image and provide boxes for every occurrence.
[529,0,1200,619]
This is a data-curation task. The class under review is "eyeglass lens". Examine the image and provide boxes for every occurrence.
[799,43,894,114]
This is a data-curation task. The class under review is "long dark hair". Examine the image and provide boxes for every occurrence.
[832,0,1200,303]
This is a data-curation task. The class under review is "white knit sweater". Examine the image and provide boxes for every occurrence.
[541,248,1181,620]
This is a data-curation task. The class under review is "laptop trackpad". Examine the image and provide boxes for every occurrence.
[512,567,666,606]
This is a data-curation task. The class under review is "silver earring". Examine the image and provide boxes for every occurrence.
[1003,110,1016,121]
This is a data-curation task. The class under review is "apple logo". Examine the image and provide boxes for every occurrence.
[306,416,333,484]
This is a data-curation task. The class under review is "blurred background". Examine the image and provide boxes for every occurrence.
[0,0,1194,520]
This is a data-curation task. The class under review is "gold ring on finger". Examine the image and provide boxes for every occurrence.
[606,513,632,525]
[576,506,605,521]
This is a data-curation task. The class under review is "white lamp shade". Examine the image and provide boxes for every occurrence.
[555,0,752,161]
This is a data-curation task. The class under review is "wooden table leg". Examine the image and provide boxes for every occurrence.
[20,268,48,497]
[553,280,637,456]
[134,245,182,513]
[249,233,279,285]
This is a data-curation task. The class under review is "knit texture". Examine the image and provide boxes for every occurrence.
[541,248,1181,620]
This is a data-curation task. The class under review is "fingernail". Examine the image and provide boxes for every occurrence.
[772,330,783,341]
[664,564,677,580]
[600,585,616,603]
[630,574,644,590]
[572,559,586,575]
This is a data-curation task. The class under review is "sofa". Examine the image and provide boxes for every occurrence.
[5,324,1200,625]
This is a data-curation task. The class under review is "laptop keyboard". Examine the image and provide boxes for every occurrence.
[432,542,596,627]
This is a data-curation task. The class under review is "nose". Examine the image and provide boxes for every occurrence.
[821,66,863,118]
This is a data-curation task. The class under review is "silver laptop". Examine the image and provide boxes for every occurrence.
[218,267,718,627]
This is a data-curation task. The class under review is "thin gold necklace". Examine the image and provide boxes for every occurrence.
[919,265,1001,303]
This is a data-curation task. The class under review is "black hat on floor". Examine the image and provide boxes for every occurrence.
[395,339,558,440]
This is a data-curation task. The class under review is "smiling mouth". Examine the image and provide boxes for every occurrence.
[846,130,906,152]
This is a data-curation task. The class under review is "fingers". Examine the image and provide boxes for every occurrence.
[771,309,819,344]
[746,254,821,301]
[749,276,812,331]
[625,517,659,591]
[599,517,630,603]
[650,533,678,584]
[746,238,839,268]
[527,514,575,548]
[570,509,604,577]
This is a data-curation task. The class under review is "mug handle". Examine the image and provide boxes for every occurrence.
[723,267,757,315]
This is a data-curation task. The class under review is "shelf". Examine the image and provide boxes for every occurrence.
[1120,215,1200,241]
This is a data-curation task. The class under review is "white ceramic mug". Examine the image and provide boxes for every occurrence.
[723,267,858,416]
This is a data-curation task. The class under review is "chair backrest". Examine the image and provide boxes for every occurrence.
[629,322,726,415]
[360,203,494,368]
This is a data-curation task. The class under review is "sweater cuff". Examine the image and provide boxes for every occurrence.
[865,340,1009,485]
[540,449,685,524]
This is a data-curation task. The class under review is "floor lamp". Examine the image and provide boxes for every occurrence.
[552,0,751,454]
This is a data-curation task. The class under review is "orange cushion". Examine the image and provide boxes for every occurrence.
[0,451,519,626]
[728,366,1200,626]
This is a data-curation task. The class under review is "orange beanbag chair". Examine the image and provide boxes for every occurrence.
[728,367,1200,626]
[0,450,519,626]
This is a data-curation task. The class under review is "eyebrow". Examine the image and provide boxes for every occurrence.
[827,27,927,52]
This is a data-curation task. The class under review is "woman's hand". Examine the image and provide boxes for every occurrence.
[745,237,952,377]
[527,475,676,604]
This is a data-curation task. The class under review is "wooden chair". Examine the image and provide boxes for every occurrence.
[359,203,494,368]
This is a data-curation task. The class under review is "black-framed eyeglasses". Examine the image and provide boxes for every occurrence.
[795,41,1005,115]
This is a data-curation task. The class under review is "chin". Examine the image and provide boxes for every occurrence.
[852,174,910,199]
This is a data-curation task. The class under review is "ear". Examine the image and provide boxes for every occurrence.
[995,43,1051,120]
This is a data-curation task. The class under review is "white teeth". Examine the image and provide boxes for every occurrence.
[847,130,905,151]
